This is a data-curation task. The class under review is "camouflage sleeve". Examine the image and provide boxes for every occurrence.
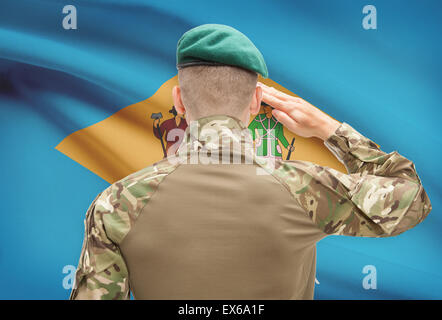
[69,189,130,300]
[69,159,177,300]
[276,122,432,237]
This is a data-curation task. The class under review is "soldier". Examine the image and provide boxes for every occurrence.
[70,24,432,300]
[248,102,294,159]
[153,106,188,156]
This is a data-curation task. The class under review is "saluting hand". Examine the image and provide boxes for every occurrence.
[257,82,341,141]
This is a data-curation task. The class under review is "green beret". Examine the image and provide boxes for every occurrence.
[176,24,268,78]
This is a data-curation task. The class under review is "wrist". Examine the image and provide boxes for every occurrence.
[315,118,341,141]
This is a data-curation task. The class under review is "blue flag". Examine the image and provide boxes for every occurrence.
[0,0,440,299]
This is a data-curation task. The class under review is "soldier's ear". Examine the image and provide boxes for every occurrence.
[250,85,262,115]
[172,85,186,114]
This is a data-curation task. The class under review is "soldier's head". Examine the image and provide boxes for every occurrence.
[173,24,267,125]
[174,65,261,124]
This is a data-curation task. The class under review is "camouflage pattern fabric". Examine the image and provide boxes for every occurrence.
[269,122,432,237]
[175,115,255,160]
[70,115,431,299]
[69,159,179,300]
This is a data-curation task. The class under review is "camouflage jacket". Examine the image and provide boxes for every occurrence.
[70,115,431,300]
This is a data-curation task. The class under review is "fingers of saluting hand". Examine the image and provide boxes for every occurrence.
[272,109,300,131]
[261,92,295,113]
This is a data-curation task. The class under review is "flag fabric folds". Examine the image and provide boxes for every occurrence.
[0,0,440,299]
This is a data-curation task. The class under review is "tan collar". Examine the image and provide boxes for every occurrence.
[176,115,254,161]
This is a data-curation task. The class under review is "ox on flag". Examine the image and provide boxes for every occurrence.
[0,0,440,299]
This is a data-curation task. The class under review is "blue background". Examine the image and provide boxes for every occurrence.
[0,0,440,299]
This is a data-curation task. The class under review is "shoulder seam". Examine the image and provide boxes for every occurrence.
[255,160,329,236]
[253,159,305,206]
[118,160,182,246]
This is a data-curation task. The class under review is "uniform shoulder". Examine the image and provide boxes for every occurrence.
[117,157,179,189]
[108,157,180,209]
[93,157,180,244]
[275,159,317,173]
[272,159,349,191]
